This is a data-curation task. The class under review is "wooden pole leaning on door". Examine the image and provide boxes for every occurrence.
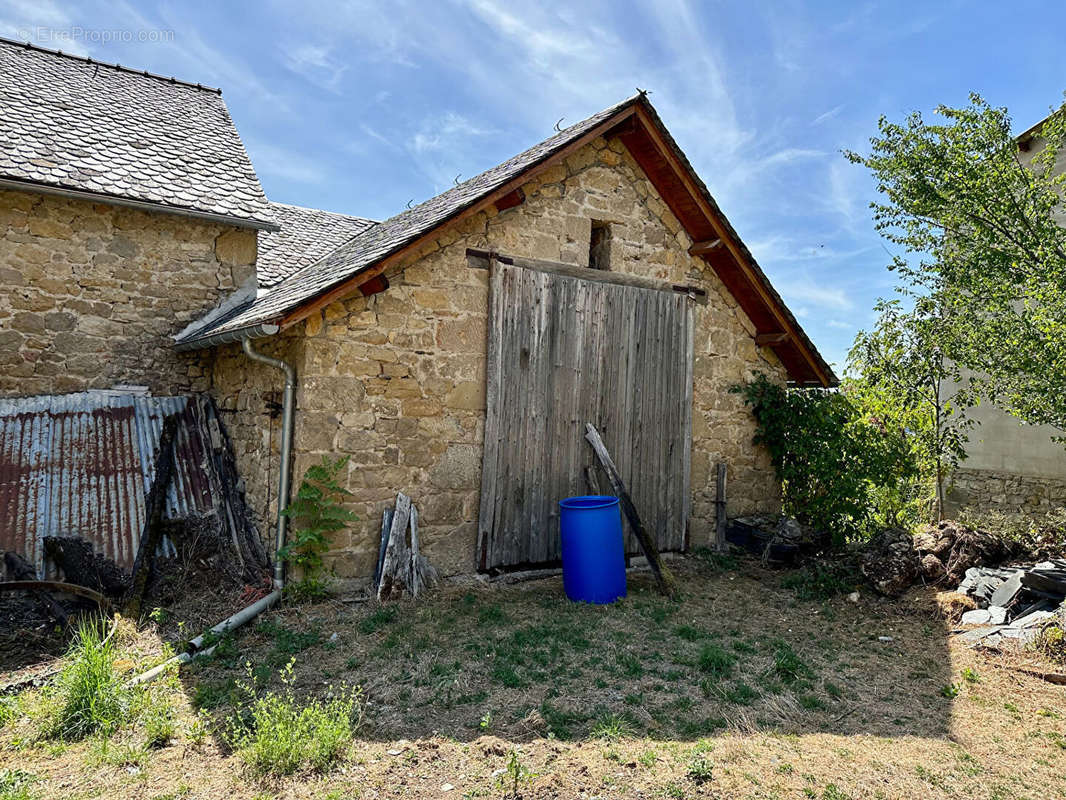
[584,423,678,599]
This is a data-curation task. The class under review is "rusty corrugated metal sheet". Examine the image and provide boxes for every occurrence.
[0,391,221,574]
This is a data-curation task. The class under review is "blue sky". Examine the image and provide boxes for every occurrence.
[2,1,1065,370]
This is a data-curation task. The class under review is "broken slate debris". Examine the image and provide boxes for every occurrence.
[952,558,1066,647]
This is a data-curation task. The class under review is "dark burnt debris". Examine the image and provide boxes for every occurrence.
[0,390,270,636]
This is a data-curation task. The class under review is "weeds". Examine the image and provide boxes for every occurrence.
[940,683,961,699]
[0,770,38,800]
[0,697,16,729]
[39,618,129,741]
[497,749,535,799]
[591,713,633,740]
[1033,623,1066,664]
[226,660,362,776]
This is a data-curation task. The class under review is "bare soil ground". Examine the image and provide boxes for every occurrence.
[2,554,1064,799]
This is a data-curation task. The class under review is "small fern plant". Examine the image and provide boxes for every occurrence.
[280,456,357,599]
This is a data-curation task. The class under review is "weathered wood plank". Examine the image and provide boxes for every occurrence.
[715,462,728,552]
[585,423,677,598]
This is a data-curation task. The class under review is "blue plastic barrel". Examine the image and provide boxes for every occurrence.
[558,495,627,604]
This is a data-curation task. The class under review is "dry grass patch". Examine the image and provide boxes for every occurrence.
[0,556,1063,798]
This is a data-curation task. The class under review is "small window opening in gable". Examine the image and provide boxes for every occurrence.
[589,220,612,270]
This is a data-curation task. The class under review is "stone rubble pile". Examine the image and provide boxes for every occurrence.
[954,560,1066,646]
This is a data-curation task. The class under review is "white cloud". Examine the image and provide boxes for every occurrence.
[826,319,853,329]
[283,43,348,91]
[0,0,88,55]
[244,141,326,184]
[410,112,497,154]
[812,104,845,126]
[777,282,854,312]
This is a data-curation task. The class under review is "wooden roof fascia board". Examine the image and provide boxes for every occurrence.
[628,104,833,386]
[277,105,640,331]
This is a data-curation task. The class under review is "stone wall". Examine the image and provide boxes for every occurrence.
[211,135,787,581]
[0,187,257,396]
[947,467,1066,517]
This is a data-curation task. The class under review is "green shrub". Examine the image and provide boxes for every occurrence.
[1034,623,1066,665]
[733,374,914,545]
[227,661,361,776]
[280,456,359,599]
[40,619,129,741]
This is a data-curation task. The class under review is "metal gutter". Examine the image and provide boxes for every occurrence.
[173,322,280,352]
[241,338,296,590]
[0,176,280,232]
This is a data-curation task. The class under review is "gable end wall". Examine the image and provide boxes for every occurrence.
[210,136,787,580]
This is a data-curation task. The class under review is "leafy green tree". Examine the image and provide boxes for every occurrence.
[733,374,913,545]
[847,298,978,521]
[845,94,1066,431]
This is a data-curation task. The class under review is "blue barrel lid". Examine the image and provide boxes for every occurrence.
[559,495,619,509]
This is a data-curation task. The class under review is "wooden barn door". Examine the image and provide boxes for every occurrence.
[477,257,694,571]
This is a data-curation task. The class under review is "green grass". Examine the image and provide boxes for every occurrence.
[769,641,813,685]
[39,619,129,741]
[0,770,38,800]
[697,643,735,677]
[590,713,634,740]
[674,624,707,642]
[256,620,321,655]
[357,607,396,635]
[226,663,361,776]
[0,697,17,729]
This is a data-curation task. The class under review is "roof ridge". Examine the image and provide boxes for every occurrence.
[269,200,378,223]
[0,35,222,94]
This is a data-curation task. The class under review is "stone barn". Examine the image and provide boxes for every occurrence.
[177,94,837,582]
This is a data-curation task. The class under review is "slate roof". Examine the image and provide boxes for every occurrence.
[257,202,377,289]
[0,37,276,229]
[175,95,640,344]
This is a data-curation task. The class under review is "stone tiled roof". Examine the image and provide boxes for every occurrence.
[0,37,276,229]
[175,95,642,344]
[257,202,377,289]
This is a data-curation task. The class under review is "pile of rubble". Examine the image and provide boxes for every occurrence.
[953,561,1065,646]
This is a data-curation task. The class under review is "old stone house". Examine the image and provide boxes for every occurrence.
[0,37,276,397]
[1,39,837,583]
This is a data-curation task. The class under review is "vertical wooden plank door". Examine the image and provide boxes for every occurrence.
[477,259,694,571]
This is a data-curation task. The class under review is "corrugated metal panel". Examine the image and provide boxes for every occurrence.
[0,391,221,573]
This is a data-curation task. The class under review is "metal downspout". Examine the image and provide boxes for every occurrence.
[241,337,296,589]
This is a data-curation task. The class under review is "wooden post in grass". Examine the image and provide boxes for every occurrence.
[715,462,728,552]
[584,423,677,599]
